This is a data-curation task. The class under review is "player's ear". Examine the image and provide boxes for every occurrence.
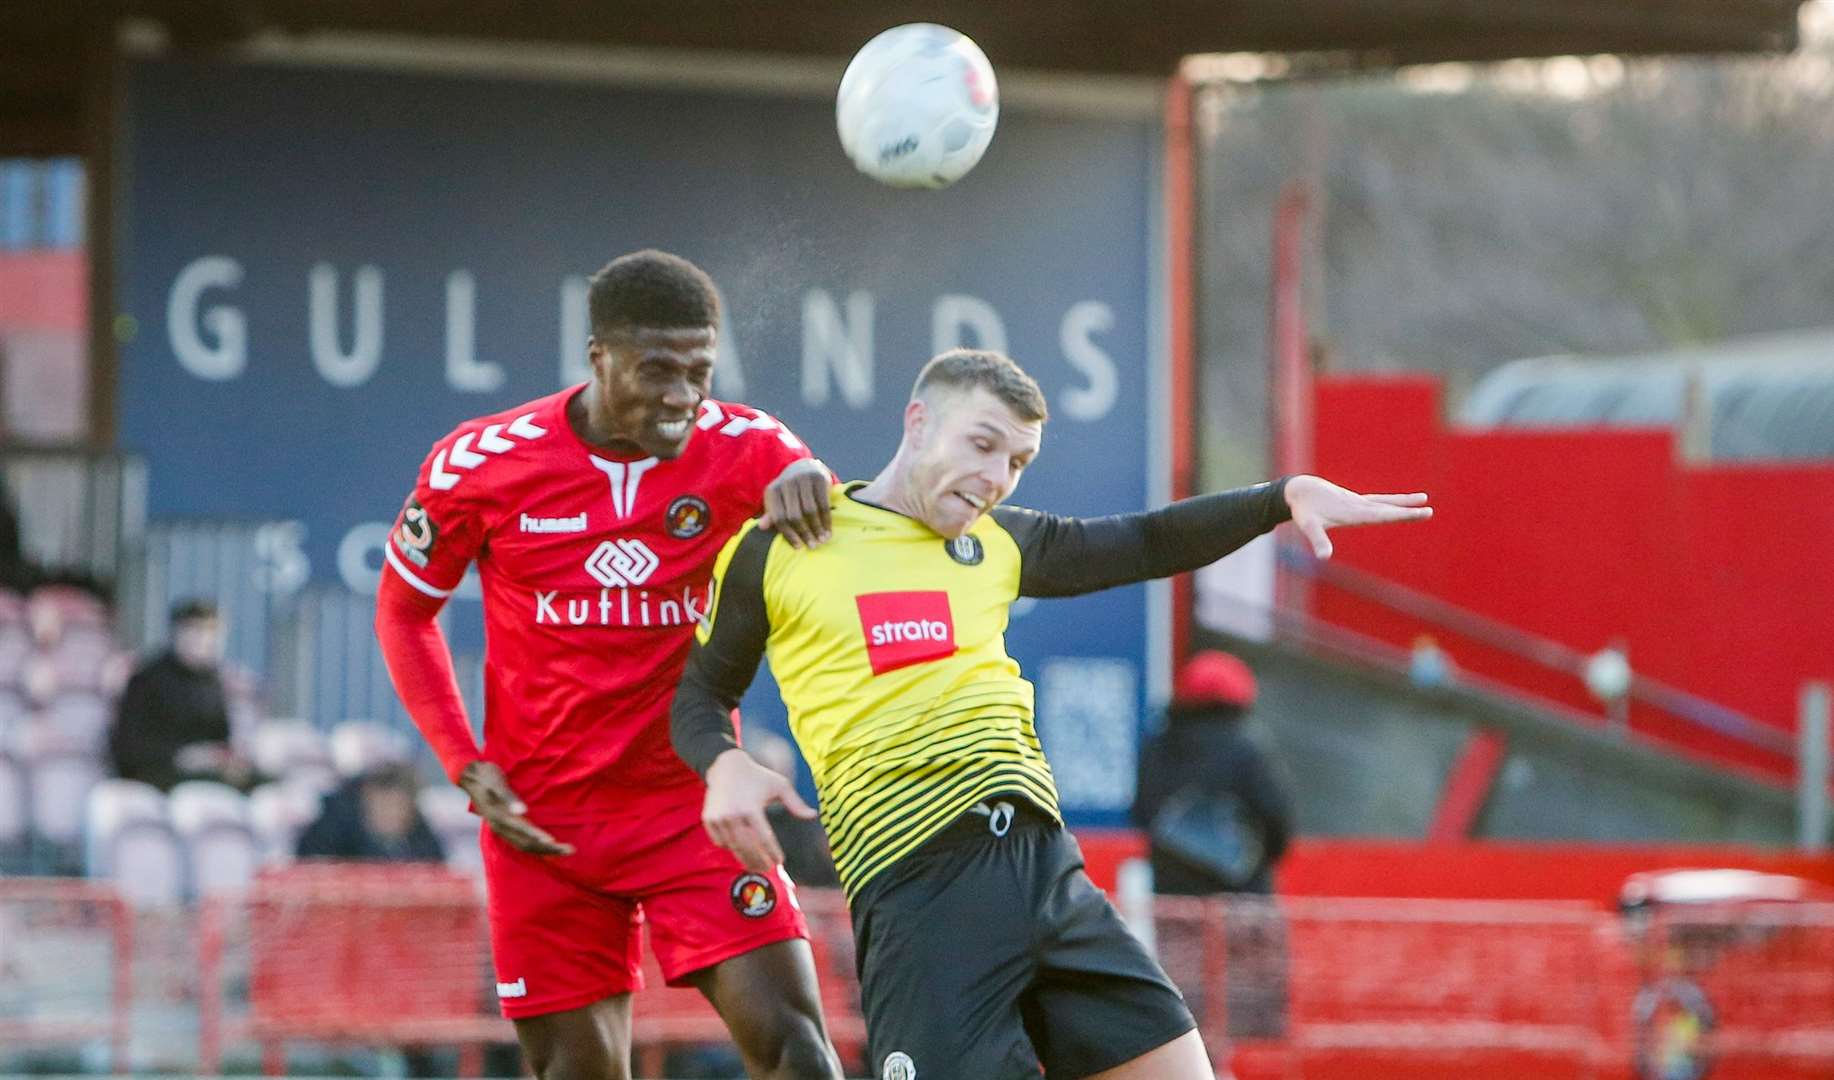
[586,336,612,382]
[904,397,929,448]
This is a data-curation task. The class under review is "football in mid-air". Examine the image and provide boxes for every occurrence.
[836,23,999,189]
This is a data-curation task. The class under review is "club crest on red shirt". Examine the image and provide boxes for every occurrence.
[666,494,711,539]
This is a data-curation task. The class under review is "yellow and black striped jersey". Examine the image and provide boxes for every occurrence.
[672,479,1290,898]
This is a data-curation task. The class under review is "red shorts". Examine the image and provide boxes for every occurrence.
[480,789,808,1020]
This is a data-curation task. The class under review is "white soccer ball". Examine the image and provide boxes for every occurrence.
[836,23,999,189]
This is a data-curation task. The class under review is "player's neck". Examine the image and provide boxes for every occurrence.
[567,383,648,457]
[856,460,922,521]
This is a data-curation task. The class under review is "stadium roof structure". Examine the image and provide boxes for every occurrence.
[1457,328,1834,462]
[0,0,1808,155]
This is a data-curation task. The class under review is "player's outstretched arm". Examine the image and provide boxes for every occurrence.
[993,475,1431,598]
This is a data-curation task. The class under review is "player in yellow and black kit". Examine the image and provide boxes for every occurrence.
[672,349,1431,1080]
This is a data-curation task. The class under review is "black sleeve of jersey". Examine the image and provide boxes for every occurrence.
[989,478,1292,598]
[670,526,775,777]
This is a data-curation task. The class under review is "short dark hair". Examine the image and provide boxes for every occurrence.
[587,249,721,339]
[170,598,218,625]
[912,349,1048,423]
[360,762,422,794]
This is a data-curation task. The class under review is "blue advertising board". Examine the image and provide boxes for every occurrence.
[117,57,1163,823]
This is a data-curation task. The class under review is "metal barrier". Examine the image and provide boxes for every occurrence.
[1626,901,1834,1075]
[10,871,1834,1078]
[1153,894,1834,1080]
[1275,544,1799,768]
[191,864,863,1077]
[196,863,504,1076]
[0,878,132,1071]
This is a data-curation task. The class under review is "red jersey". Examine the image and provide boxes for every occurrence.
[383,386,811,820]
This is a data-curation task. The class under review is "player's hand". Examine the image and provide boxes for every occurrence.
[758,458,833,550]
[1283,475,1432,560]
[702,748,817,874]
[458,761,575,857]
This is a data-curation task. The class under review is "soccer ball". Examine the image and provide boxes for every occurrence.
[836,23,999,189]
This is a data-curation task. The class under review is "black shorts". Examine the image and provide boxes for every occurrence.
[850,798,1196,1079]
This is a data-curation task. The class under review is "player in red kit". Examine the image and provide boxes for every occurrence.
[375,250,844,1080]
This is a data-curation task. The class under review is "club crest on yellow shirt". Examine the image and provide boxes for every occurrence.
[944,534,983,565]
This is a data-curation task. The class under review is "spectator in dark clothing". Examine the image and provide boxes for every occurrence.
[0,473,33,591]
[1132,649,1294,1040]
[295,762,454,1079]
[1133,650,1292,895]
[296,762,445,862]
[108,599,252,791]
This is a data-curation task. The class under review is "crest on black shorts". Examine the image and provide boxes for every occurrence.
[881,1051,916,1080]
[666,495,711,539]
[944,534,983,566]
[730,872,777,918]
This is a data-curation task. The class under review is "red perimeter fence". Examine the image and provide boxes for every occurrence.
[3,870,1832,1079]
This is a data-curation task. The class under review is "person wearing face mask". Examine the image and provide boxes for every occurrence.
[672,348,1433,1080]
[109,599,254,792]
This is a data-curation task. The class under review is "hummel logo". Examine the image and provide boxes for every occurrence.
[520,512,588,534]
[585,538,659,588]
